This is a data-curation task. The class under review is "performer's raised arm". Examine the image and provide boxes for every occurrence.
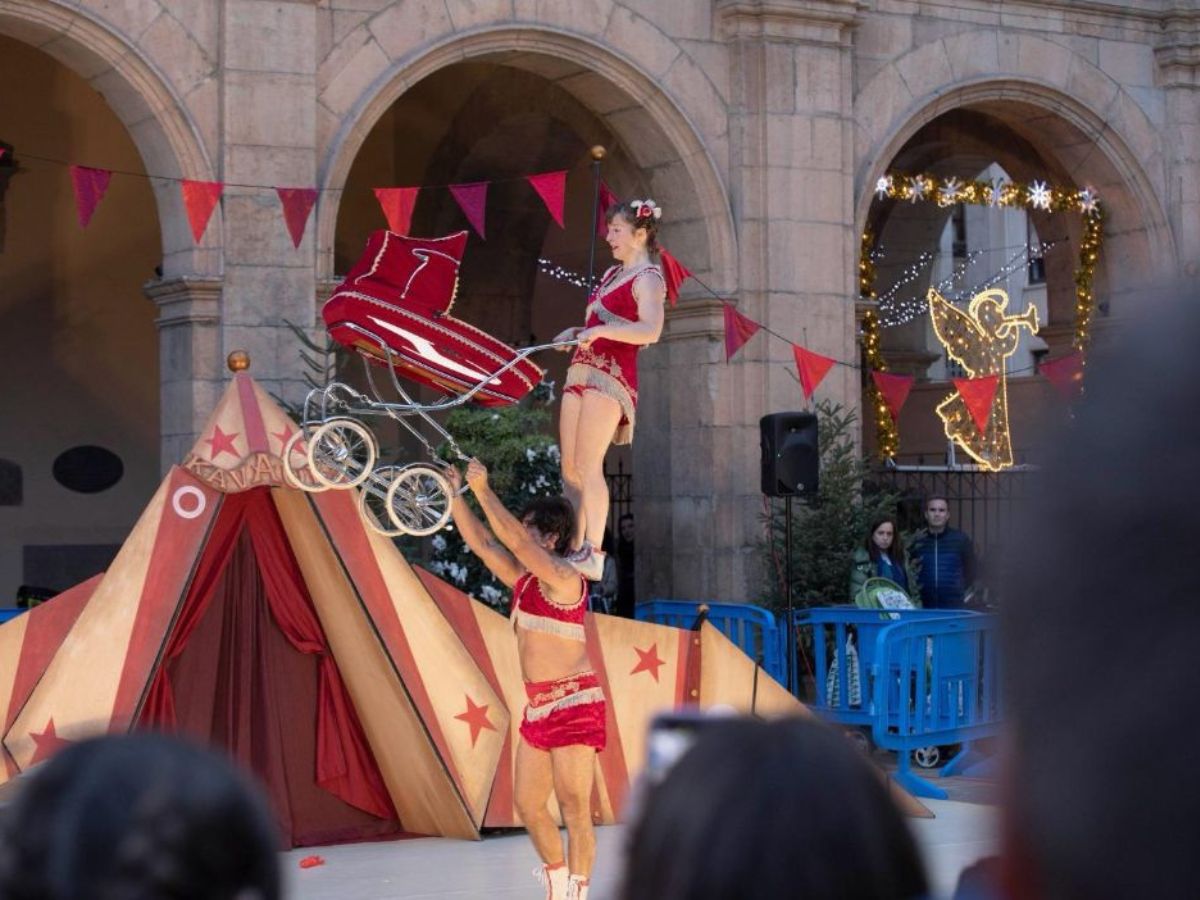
[446,466,523,589]
[464,459,581,601]
[577,272,665,349]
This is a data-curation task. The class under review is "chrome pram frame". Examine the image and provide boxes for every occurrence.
[281,321,575,539]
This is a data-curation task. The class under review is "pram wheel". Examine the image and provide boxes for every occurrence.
[384,464,453,536]
[359,465,408,536]
[307,418,377,489]
[280,430,327,493]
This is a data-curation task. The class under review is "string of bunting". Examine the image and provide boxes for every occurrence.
[10,149,588,248]
[861,170,1104,458]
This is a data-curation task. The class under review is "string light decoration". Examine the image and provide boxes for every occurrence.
[865,170,1105,459]
[929,288,1040,471]
[537,257,593,289]
[860,227,900,458]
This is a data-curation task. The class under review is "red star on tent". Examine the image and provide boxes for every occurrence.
[29,719,72,765]
[205,424,240,460]
[271,424,294,449]
[631,643,665,682]
[454,695,496,747]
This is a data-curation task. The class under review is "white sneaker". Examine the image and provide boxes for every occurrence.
[534,863,568,900]
[566,874,590,900]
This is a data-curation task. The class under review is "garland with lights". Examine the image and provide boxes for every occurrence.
[864,171,1104,459]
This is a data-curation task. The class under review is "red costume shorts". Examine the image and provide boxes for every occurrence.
[519,671,607,752]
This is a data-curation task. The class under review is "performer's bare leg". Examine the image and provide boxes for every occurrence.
[515,740,565,866]
[568,392,622,550]
[550,745,598,877]
[558,391,586,552]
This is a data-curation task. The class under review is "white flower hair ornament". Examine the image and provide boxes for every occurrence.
[630,199,663,222]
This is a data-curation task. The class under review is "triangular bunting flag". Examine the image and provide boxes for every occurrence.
[276,187,318,248]
[871,371,914,422]
[374,186,419,236]
[722,302,760,362]
[1040,351,1084,400]
[526,171,566,229]
[449,181,488,239]
[181,180,224,243]
[659,249,692,306]
[69,165,112,228]
[596,180,618,237]
[953,375,1000,432]
[792,345,836,401]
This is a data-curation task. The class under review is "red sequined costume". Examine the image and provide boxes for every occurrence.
[564,263,665,445]
[511,572,606,752]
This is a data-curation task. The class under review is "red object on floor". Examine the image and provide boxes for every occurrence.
[299,855,326,869]
[323,230,543,406]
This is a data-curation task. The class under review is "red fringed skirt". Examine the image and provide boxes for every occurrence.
[519,671,607,752]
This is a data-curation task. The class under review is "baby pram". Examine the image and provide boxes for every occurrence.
[281,229,570,538]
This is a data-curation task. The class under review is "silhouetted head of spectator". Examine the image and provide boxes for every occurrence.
[619,716,927,900]
[1003,285,1200,899]
[0,734,281,900]
[618,513,635,545]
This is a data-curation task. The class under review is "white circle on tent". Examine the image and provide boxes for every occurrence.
[172,486,206,520]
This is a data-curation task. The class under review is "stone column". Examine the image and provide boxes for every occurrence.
[219,0,320,406]
[1156,14,1200,280]
[639,0,862,603]
[146,276,224,469]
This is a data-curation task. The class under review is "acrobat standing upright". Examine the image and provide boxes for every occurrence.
[554,200,668,580]
[448,460,604,900]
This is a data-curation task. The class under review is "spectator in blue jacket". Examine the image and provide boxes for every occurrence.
[911,496,976,609]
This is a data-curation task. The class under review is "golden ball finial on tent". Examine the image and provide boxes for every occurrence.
[590,145,607,161]
[227,350,250,372]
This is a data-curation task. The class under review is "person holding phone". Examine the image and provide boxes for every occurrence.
[448,460,604,900]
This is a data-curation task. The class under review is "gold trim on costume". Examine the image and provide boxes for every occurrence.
[524,688,606,721]
[564,362,636,445]
[514,609,586,641]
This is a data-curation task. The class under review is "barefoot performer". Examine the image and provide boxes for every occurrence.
[448,459,604,900]
[554,200,667,581]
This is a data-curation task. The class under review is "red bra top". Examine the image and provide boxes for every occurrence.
[576,264,664,367]
[511,572,588,641]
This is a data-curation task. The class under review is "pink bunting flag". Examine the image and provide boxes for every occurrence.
[527,170,567,228]
[871,371,915,422]
[276,187,318,248]
[374,186,419,236]
[1040,351,1084,400]
[596,180,618,237]
[953,375,1000,432]
[449,181,488,239]
[69,165,112,228]
[181,179,224,243]
[659,249,692,306]
[722,301,760,362]
[792,345,836,401]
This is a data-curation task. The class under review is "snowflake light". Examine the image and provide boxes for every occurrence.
[1028,180,1052,211]
[937,177,962,207]
[875,175,893,199]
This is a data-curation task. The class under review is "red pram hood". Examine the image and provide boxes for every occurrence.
[323,230,543,407]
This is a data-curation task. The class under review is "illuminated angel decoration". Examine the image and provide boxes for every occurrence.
[928,288,1040,470]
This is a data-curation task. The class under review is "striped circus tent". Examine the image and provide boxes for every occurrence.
[0,359,859,846]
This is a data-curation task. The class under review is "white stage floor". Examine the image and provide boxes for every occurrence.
[282,798,997,900]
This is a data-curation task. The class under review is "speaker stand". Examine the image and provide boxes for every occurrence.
[784,494,795,696]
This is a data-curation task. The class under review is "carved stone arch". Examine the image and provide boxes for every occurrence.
[0,0,219,275]
[853,33,1176,282]
[315,27,735,294]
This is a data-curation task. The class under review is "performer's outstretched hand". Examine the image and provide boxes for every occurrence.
[577,326,607,349]
[465,458,490,493]
[553,326,582,346]
[445,464,464,494]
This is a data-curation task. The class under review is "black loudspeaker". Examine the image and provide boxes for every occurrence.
[760,412,819,497]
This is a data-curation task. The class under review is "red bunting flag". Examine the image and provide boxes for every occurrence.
[527,170,567,228]
[659,249,692,306]
[596,180,618,237]
[181,179,224,243]
[953,375,1000,432]
[871,371,914,422]
[1040,351,1084,399]
[69,165,112,228]
[276,187,318,248]
[374,186,419,236]
[449,181,488,239]
[792,345,836,401]
[722,301,760,362]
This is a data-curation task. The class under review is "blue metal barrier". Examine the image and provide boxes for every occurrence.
[636,600,786,684]
[869,613,1001,798]
[0,608,26,624]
